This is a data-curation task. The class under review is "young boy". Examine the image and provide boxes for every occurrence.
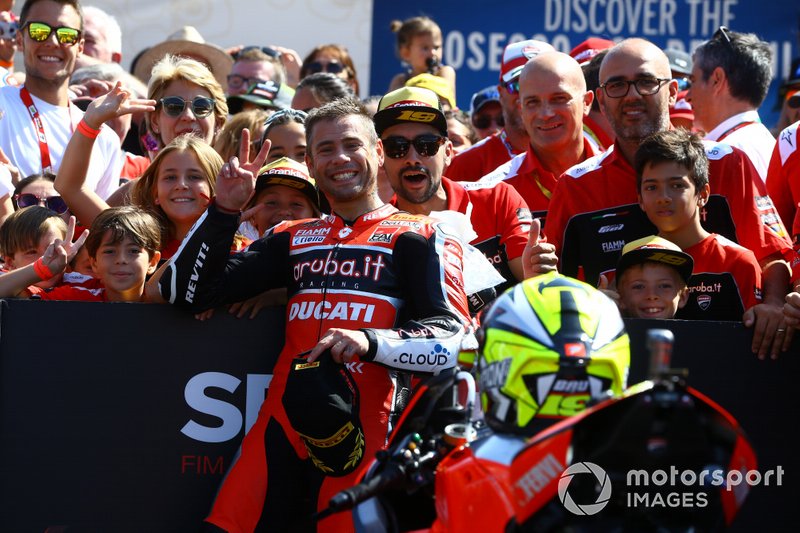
[616,235,692,319]
[0,206,161,302]
[634,129,763,320]
[0,206,70,297]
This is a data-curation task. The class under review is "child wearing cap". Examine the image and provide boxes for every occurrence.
[244,157,321,237]
[388,16,456,97]
[615,235,692,319]
[634,129,762,321]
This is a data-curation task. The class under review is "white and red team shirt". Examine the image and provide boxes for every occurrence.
[765,121,800,285]
[478,138,599,228]
[445,129,521,182]
[437,176,531,296]
[678,233,762,321]
[545,141,792,286]
[705,111,775,185]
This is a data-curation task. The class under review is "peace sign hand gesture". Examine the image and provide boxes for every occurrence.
[214,128,272,213]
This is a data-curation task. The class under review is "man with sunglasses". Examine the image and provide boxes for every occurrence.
[227,46,286,97]
[688,27,776,185]
[446,39,555,183]
[375,86,550,310]
[0,0,122,200]
[479,51,599,229]
[544,38,794,360]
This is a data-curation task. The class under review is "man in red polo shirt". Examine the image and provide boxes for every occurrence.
[478,51,599,228]
[545,38,793,359]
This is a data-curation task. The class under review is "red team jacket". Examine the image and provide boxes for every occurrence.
[160,202,469,532]
[677,233,763,320]
[545,141,792,286]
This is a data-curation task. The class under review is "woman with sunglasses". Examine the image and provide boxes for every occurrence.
[299,43,360,96]
[145,55,228,153]
[12,172,70,222]
[54,83,249,261]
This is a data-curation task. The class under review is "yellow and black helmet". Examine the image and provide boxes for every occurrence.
[477,272,630,436]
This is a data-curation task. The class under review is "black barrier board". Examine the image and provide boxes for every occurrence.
[0,301,797,531]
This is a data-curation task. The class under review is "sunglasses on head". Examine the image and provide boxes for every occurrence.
[159,96,215,118]
[14,193,68,214]
[306,61,345,75]
[473,113,504,130]
[382,134,446,159]
[234,45,280,60]
[24,21,81,45]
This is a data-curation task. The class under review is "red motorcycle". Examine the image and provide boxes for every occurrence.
[320,330,757,532]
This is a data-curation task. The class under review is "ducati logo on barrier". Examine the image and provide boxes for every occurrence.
[558,461,612,515]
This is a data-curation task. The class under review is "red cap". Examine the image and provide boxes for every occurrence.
[569,37,614,66]
[669,89,694,122]
[499,40,555,83]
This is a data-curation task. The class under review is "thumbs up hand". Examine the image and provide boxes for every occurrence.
[522,218,558,279]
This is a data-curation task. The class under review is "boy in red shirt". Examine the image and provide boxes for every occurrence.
[0,206,161,301]
[634,129,763,324]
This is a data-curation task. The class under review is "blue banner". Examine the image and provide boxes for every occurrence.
[370,0,799,128]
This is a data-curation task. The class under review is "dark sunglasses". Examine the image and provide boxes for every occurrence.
[159,96,215,118]
[306,61,345,75]
[503,79,520,95]
[24,21,81,45]
[473,113,504,130]
[233,45,280,60]
[226,74,266,90]
[14,193,68,214]
[383,135,446,159]
[788,95,800,109]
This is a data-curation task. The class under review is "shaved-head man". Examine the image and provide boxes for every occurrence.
[544,38,793,359]
[479,51,597,226]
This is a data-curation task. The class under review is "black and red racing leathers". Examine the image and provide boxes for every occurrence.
[160,202,470,532]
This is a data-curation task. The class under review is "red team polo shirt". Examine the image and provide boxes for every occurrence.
[478,138,599,227]
[445,129,521,182]
[546,141,792,286]
[678,233,763,321]
[393,176,531,297]
[765,121,800,284]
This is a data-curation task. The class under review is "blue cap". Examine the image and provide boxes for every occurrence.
[470,86,500,115]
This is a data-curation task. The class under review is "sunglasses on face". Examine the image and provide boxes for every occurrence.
[306,61,345,75]
[159,96,215,118]
[503,79,520,95]
[382,135,446,159]
[14,193,69,214]
[24,21,81,45]
[226,74,266,90]
[676,77,692,91]
[473,113,504,130]
[788,95,800,109]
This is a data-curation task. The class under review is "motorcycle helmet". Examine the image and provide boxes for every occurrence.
[477,272,630,436]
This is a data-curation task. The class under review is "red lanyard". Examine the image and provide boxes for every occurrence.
[717,121,755,142]
[19,86,54,173]
[19,86,75,174]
